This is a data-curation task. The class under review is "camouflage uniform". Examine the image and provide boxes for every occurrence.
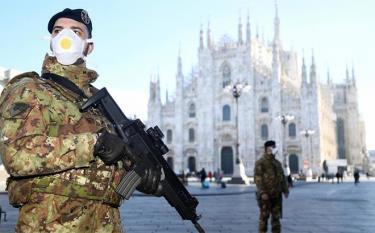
[254,153,289,233]
[0,55,127,233]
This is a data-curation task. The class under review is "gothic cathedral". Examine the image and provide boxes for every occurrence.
[147,6,367,177]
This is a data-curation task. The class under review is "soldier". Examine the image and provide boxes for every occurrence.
[254,140,289,233]
[0,8,161,233]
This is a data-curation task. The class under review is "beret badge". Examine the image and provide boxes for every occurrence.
[81,10,91,25]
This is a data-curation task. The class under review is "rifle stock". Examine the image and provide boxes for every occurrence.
[80,88,205,233]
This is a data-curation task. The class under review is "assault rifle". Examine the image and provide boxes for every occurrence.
[80,88,205,233]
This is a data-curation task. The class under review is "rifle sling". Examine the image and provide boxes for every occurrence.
[41,73,87,99]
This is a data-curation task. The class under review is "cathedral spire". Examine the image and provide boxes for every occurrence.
[157,70,160,85]
[149,74,155,101]
[272,1,281,67]
[310,50,317,85]
[327,68,332,86]
[352,65,356,87]
[207,22,212,48]
[177,49,183,76]
[302,56,307,84]
[156,73,161,103]
[345,65,350,84]
[238,16,243,45]
[199,24,204,50]
[246,12,251,44]
[273,0,280,44]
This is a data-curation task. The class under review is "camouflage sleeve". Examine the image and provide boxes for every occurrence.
[254,160,266,195]
[0,79,97,177]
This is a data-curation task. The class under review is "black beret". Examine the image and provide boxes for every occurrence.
[264,140,276,148]
[48,8,92,38]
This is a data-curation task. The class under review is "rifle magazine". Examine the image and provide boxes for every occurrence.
[115,170,142,200]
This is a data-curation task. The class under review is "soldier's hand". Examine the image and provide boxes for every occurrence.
[261,193,269,200]
[284,192,289,199]
[137,167,163,197]
[94,129,130,165]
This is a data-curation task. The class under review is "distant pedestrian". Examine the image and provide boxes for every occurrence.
[287,174,293,188]
[366,172,370,179]
[254,140,289,233]
[181,170,188,185]
[354,170,360,185]
[208,171,213,182]
[339,172,344,183]
[199,168,207,183]
[336,172,340,184]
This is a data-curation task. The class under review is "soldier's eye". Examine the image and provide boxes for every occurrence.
[53,29,61,34]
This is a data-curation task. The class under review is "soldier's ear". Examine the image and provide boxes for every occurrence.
[84,42,94,56]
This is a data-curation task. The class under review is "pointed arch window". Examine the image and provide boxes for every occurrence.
[188,128,195,142]
[222,105,231,121]
[288,123,296,138]
[188,103,196,118]
[260,97,269,113]
[222,64,231,88]
[166,129,173,143]
[261,124,268,140]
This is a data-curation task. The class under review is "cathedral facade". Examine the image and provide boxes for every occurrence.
[147,8,367,176]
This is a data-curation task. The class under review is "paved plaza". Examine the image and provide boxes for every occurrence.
[0,180,375,233]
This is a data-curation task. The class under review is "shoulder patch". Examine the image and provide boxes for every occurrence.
[9,102,30,118]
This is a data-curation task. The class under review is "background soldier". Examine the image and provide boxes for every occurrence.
[0,8,161,232]
[254,140,289,233]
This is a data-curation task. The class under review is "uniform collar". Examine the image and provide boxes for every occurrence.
[264,153,275,160]
[41,54,98,91]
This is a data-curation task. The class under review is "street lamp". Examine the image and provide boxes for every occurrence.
[225,82,251,184]
[300,128,315,177]
[277,114,295,173]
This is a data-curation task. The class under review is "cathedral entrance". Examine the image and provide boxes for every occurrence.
[188,156,196,172]
[221,147,234,174]
[289,154,299,174]
[167,157,174,170]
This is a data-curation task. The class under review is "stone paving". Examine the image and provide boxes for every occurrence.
[0,180,375,232]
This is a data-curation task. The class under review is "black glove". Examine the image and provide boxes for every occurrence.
[94,129,129,165]
[137,167,163,196]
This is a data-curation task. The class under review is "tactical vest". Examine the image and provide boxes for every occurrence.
[3,72,125,207]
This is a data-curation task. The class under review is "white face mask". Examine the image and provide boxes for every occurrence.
[272,147,278,155]
[50,28,92,65]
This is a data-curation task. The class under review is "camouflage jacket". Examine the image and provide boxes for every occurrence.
[254,153,289,198]
[0,55,126,207]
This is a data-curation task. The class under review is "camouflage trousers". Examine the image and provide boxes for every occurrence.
[258,196,282,233]
[15,193,124,233]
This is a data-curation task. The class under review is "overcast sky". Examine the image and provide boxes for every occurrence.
[0,0,374,150]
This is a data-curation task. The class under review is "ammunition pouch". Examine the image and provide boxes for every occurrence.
[6,177,33,208]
